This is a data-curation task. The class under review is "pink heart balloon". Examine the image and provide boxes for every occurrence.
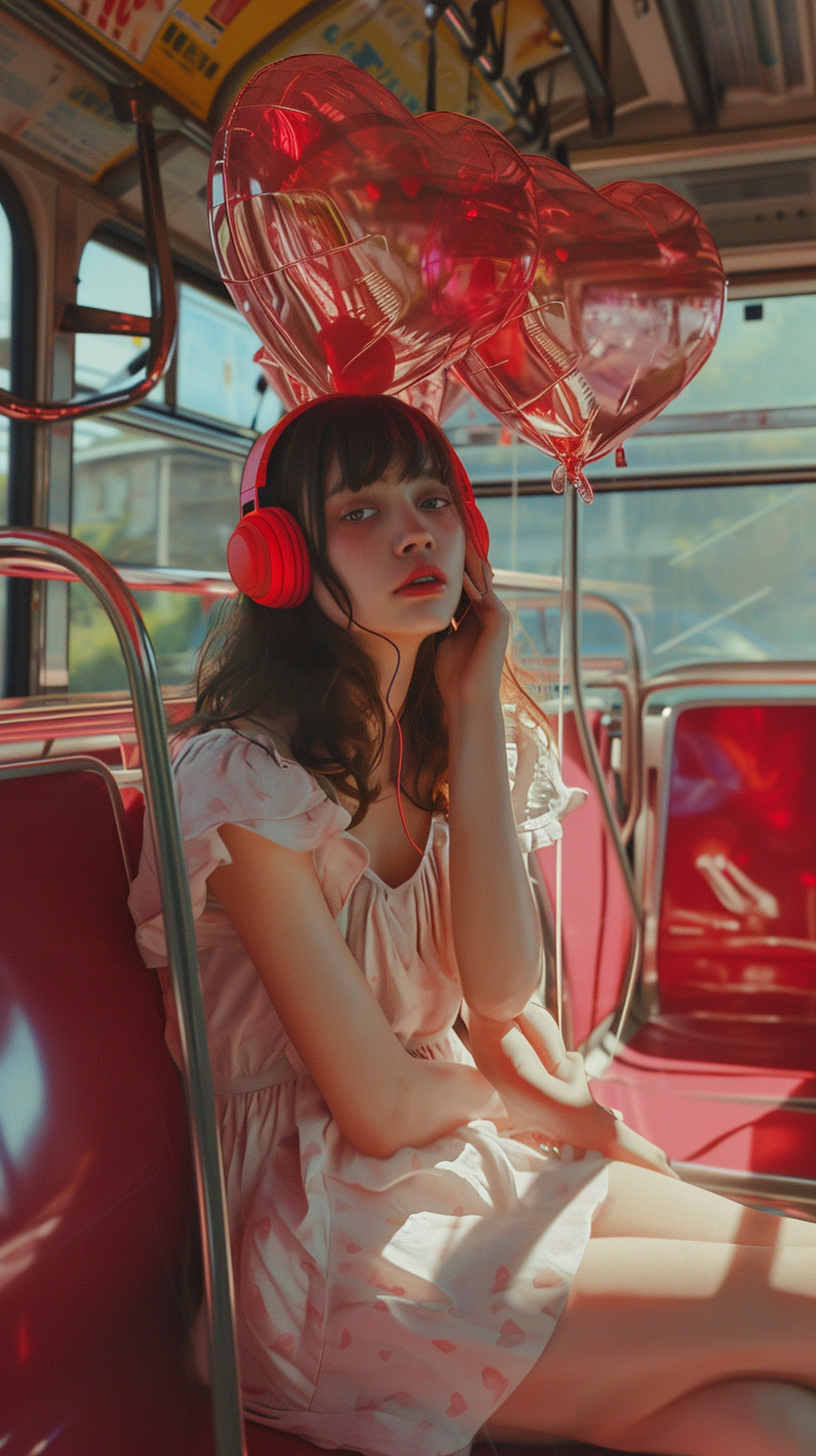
[455,160,726,501]
[209,56,539,400]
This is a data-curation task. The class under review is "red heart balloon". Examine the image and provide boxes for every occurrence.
[455,159,726,501]
[209,56,539,399]
[398,367,468,423]
[254,346,467,423]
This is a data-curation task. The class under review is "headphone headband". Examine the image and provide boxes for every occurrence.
[240,395,334,515]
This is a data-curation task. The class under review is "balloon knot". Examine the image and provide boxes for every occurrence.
[551,464,593,503]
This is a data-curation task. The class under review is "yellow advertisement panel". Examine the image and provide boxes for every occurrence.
[39,0,311,119]
[37,0,571,130]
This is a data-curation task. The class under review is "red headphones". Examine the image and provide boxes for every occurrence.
[227,397,490,608]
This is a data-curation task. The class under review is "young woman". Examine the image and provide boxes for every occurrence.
[131,395,816,1456]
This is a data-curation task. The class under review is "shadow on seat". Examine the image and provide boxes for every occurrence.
[0,756,642,1456]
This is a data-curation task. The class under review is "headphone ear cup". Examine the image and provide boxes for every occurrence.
[227,507,311,608]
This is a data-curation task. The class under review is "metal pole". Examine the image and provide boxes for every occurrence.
[0,527,245,1456]
[564,487,643,1071]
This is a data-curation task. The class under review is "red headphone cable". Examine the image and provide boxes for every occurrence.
[353,619,425,859]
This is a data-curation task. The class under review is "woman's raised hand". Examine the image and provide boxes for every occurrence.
[433,542,510,713]
[467,1003,678,1178]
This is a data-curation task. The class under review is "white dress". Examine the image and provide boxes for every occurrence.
[128,719,607,1456]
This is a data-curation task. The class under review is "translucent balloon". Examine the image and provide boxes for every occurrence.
[397,368,468,424]
[455,160,726,501]
[254,347,467,425]
[210,56,540,401]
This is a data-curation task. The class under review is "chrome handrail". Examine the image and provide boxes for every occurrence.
[494,557,645,1061]
[0,89,177,423]
[645,660,816,693]
[0,556,238,597]
[0,528,244,1456]
[2,555,646,839]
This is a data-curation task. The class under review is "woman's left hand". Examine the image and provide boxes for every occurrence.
[433,543,510,713]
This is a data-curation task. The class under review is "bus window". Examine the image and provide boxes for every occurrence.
[75,239,163,404]
[479,484,816,674]
[70,418,243,693]
[69,241,281,693]
[451,290,816,675]
[176,282,281,430]
[451,291,816,487]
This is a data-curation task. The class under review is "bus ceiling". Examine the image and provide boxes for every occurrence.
[0,0,814,291]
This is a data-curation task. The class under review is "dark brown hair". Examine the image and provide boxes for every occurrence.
[182,395,467,823]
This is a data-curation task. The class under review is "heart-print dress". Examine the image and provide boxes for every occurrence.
[128,721,608,1456]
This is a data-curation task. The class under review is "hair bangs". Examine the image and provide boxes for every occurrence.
[327,396,456,495]
[262,395,457,511]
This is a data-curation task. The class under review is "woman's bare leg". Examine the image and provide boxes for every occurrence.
[592,1163,816,1248]
[483,1164,816,1451]
[616,1379,816,1455]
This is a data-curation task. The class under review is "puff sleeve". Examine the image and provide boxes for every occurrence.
[504,703,587,852]
[128,728,352,967]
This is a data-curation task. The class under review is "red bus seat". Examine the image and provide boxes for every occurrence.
[597,702,816,1184]
[658,703,816,1038]
[0,755,639,1456]
[0,757,213,1455]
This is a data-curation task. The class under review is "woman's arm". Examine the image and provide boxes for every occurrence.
[209,822,507,1158]
[435,547,542,1020]
[467,1001,677,1176]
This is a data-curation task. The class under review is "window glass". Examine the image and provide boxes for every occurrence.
[176,282,281,431]
[72,416,243,568]
[660,294,816,414]
[0,204,12,689]
[446,293,816,486]
[70,415,243,691]
[69,582,211,694]
[482,482,816,674]
[75,237,282,432]
[70,244,284,694]
[75,239,163,402]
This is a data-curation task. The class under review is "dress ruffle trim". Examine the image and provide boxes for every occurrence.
[128,728,352,965]
[503,703,587,852]
[129,716,585,965]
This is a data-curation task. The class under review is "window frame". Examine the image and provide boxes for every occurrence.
[0,164,38,698]
[82,223,263,446]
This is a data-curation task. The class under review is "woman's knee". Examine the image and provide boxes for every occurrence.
[743,1382,816,1455]
[599,1378,816,1456]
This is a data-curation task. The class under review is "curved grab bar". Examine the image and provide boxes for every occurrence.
[563,489,643,1071]
[493,569,645,842]
[0,89,177,422]
[580,591,645,845]
[0,528,244,1456]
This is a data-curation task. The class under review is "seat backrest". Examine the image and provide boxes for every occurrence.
[0,754,597,1456]
[657,702,816,1038]
[0,758,351,1456]
[0,758,213,1456]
